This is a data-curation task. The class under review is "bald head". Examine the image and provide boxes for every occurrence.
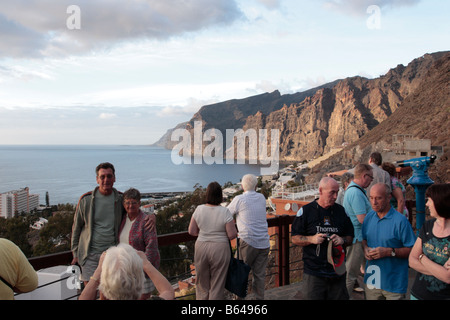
[319,176,339,189]
[370,183,390,196]
[318,177,340,208]
[369,183,391,216]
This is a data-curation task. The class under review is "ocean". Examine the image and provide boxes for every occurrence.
[0,145,263,205]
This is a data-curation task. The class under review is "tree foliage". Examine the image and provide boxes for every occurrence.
[0,215,37,257]
[32,212,74,257]
[0,204,75,258]
[154,184,205,280]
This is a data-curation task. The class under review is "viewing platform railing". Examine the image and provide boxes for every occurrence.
[24,199,417,299]
[24,214,297,299]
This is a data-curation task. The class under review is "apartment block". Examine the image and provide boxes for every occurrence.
[0,187,40,219]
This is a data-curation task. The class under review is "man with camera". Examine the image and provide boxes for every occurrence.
[292,177,354,300]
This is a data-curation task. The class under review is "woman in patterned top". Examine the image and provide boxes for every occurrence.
[409,183,450,300]
[119,188,160,299]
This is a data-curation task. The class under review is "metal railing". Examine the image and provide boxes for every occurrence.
[24,199,419,300]
[271,184,319,201]
[24,215,297,299]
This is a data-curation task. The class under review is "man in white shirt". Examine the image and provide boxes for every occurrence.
[367,152,391,196]
[227,174,270,300]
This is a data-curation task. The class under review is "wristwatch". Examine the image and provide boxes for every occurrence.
[391,248,396,257]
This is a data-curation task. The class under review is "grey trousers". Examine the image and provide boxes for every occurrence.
[238,240,270,300]
[194,241,230,300]
[345,241,365,295]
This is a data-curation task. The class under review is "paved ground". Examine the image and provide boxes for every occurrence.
[246,268,417,300]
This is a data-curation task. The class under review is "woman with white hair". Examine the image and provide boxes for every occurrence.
[79,243,174,300]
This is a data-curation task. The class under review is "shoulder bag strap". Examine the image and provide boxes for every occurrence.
[0,275,14,291]
[229,238,241,260]
[347,184,367,196]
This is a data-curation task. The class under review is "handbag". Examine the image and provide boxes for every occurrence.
[225,238,251,298]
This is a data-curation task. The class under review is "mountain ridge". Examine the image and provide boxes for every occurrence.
[309,51,450,184]
[153,50,449,181]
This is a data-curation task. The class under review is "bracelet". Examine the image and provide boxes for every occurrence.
[90,276,100,284]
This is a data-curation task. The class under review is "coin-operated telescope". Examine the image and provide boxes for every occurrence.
[396,155,436,233]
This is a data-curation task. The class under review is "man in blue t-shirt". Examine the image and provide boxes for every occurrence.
[343,163,373,295]
[362,183,416,300]
[292,177,354,300]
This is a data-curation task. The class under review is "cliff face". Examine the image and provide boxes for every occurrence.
[310,51,450,184]
[189,80,341,130]
[241,52,446,161]
[156,51,449,167]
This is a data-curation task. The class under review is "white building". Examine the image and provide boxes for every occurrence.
[31,217,49,230]
[0,187,40,218]
[29,194,39,212]
[141,204,155,215]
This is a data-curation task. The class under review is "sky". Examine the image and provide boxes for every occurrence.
[0,0,448,145]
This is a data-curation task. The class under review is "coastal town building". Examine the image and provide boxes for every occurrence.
[0,187,39,218]
[141,203,155,214]
[383,134,444,163]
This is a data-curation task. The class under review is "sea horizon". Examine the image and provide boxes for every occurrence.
[0,144,264,205]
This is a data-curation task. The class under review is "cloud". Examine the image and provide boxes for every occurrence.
[255,0,282,10]
[251,80,280,93]
[245,79,300,96]
[322,0,422,16]
[98,113,118,120]
[0,63,54,83]
[0,0,244,58]
[156,97,219,118]
[0,106,187,144]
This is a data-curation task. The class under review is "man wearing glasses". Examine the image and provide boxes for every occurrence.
[343,163,374,297]
[71,162,154,286]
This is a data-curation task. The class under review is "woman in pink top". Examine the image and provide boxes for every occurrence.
[119,188,160,299]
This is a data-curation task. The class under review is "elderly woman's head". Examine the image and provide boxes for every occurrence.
[123,188,141,217]
[123,188,141,202]
[341,172,354,189]
[99,244,145,300]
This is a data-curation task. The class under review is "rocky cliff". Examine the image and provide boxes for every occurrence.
[242,51,448,162]
[152,80,339,151]
[309,51,450,184]
[155,51,449,177]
